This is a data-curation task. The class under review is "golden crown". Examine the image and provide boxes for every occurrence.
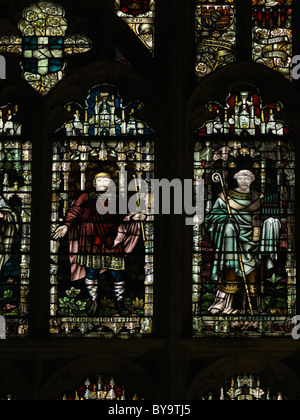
[94,172,111,180]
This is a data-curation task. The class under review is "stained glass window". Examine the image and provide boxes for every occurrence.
[0,393,16,400]
[50,84,154,338]
[0,104,32,338]
[115,0,155,55]
[193,86,295,337]
[203,374,286,400]
[195,0,236,79]
[58,375,142,400]
[0,1,92,95]
[252,0,293,80]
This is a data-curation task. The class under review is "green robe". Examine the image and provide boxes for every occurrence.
[206,190,281,286]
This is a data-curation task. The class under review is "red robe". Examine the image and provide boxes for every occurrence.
[64,193,141,281]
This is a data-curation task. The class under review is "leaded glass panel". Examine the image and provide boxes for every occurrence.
[50,84,154,338]
[0,1,92,95]
[252,0,292,80]
[193,86,295,337]
[203,374,286,400]
[58,375,143,400]
[195,0,236,79]
[115,0,155,55]
[0,104,32,338]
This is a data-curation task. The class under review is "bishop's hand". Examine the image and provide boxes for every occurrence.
[132,213,147,221]
[53,225,68,240]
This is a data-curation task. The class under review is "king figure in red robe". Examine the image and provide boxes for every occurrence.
[53,172,143,316]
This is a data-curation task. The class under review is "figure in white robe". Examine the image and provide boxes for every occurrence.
[0,195,20,272]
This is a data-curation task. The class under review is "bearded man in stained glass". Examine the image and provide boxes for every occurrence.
[206,169,281,315]
[53,172,143,316]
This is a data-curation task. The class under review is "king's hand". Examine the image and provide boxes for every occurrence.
[53,225,68,240]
